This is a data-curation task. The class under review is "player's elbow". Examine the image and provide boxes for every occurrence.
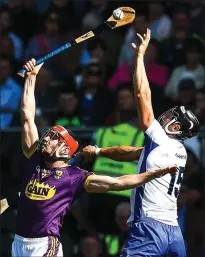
[21,109,33,122]
[22,142,38,159]
[140,116,154,131]
[21,107,26,118]
[136,89,151,100]
[22,147,32,159]
[136,92,154,130]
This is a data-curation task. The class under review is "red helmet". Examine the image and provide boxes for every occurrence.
[38,125,79,159]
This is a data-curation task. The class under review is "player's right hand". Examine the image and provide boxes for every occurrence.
[154,165,178,178]
[23,58,44,76]
[131,28,151,56]
[82,145,97,158]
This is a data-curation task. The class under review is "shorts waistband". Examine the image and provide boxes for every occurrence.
[128,217,179,227]
[14,234,50,245]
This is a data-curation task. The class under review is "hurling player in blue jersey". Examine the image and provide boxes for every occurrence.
[82,29,200,257]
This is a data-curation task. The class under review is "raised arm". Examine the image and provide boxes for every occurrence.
[85,166,178,193]
[21,59,43,158]
[132,28,154,131]
[82,145,144,162]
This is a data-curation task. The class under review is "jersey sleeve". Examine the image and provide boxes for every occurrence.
[145,119,169,145]
[70,167,94,197]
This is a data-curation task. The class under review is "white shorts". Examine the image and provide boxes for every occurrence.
[12,234,63,257]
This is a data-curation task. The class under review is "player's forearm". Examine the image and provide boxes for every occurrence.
[21,75,39,157]
[133,54,151,95]
[133,54,154,129]
[99,146,143,162]
[113,173,156,191]
[113,168,170,191]
[21,75,36,121]
[86,166,176,193]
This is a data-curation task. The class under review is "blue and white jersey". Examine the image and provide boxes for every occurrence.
[128,119,187,226]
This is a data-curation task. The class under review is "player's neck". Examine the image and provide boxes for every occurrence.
[45,160,68,168]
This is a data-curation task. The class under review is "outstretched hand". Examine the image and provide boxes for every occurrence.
[23,58,44,77]
[131,28,151,56]
[154,165,178,178]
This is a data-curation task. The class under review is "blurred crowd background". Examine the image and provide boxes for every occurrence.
[0,0,205,256]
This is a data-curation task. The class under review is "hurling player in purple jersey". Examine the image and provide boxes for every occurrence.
[10,59,178,257]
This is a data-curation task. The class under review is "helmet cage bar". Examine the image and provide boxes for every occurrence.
[38,129,65,157]
[38,125,79,160]
[158,107,183,136]
[164,119,182,135]
[158,106,200,140]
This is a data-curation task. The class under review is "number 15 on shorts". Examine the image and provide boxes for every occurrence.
[168,167,184,198]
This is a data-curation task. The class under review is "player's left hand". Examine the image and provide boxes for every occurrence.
[82,145,97,158]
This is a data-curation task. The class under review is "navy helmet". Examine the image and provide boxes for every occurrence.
[158,106,200,140]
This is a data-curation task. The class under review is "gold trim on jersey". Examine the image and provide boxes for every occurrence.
[44,236,59,257]
[84,175,95,191]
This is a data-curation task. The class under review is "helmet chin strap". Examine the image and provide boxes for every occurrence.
[164,118,182,135]
[43,154,71,162]
[56,143,71,159]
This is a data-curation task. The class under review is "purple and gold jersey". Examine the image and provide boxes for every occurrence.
[16,156,93,238]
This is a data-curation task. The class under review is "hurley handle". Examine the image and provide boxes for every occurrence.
[17,7,135,78]
[17,43,72,77]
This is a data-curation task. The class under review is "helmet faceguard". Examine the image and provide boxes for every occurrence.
[158,106,200,140]
[38,125,79,160]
